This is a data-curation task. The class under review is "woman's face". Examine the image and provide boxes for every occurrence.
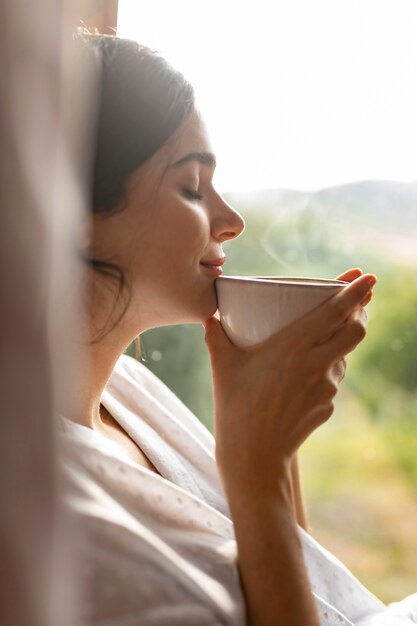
[91,108,245,330]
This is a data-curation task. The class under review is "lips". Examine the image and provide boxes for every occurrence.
[200,257,226,267]
[200,257,226,276]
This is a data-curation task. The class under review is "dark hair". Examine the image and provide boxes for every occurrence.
[79,35,195,340]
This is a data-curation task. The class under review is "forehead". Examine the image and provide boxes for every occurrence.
[168,108,213,159]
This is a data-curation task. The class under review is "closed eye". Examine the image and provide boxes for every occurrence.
[183,188,204,201]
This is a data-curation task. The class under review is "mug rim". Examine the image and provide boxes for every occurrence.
[216,275,348,287]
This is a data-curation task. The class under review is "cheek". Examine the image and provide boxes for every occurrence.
[180,214,207,252]
[158,201,209,257]
[92,216,138,267]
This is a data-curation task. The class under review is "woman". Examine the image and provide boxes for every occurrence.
[60,35,416,625]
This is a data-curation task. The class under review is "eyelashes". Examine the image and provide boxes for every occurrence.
[183,188,204,201]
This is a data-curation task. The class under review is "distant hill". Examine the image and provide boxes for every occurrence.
[224,180,417,229]
[224,180,417,262]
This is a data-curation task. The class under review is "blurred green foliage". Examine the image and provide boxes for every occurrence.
[347,265,417,486]
[350,267,417,396]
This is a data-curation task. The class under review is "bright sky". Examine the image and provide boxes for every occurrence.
[117,0,417,193]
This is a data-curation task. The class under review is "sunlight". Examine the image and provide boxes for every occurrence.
[117,0,417,192]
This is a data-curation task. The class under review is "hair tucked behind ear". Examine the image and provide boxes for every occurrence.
[76,34,195,342]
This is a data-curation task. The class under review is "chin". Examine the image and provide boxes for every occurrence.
[148,283,218,326]
[181,302,218,325]
[179,291,218,325]
[199,289,218,320]
[198,302,218,322]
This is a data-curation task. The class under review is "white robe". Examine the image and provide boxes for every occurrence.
[59,354,417,625]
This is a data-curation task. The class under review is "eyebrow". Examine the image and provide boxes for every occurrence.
[170,151,217,169]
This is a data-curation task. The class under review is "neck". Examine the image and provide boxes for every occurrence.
[72,342,123,429]
[62,304,145,430]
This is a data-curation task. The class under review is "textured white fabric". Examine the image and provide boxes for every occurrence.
[60,354,417,625]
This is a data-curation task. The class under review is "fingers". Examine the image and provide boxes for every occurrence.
[361,291,373,307]
[316,306,367,362]
[300,273,376,346]
[331,357,347,384]
[203,316,235,366]
[336,268,374,306]
[336,268,362,282]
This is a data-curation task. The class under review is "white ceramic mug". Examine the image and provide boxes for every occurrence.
[215,276,347,348]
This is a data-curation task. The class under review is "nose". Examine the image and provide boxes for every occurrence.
[210,193,245,242]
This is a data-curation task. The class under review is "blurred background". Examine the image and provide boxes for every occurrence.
[118,0,417,602]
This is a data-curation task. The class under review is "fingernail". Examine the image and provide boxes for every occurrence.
[366,275,377,287]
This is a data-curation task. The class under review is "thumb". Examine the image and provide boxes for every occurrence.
[203,316,235,365]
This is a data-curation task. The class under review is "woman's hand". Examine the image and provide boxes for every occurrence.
[204,273,376,498]
[337,267,374,305]
[204,272,376,626]
[331,268,374,383]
